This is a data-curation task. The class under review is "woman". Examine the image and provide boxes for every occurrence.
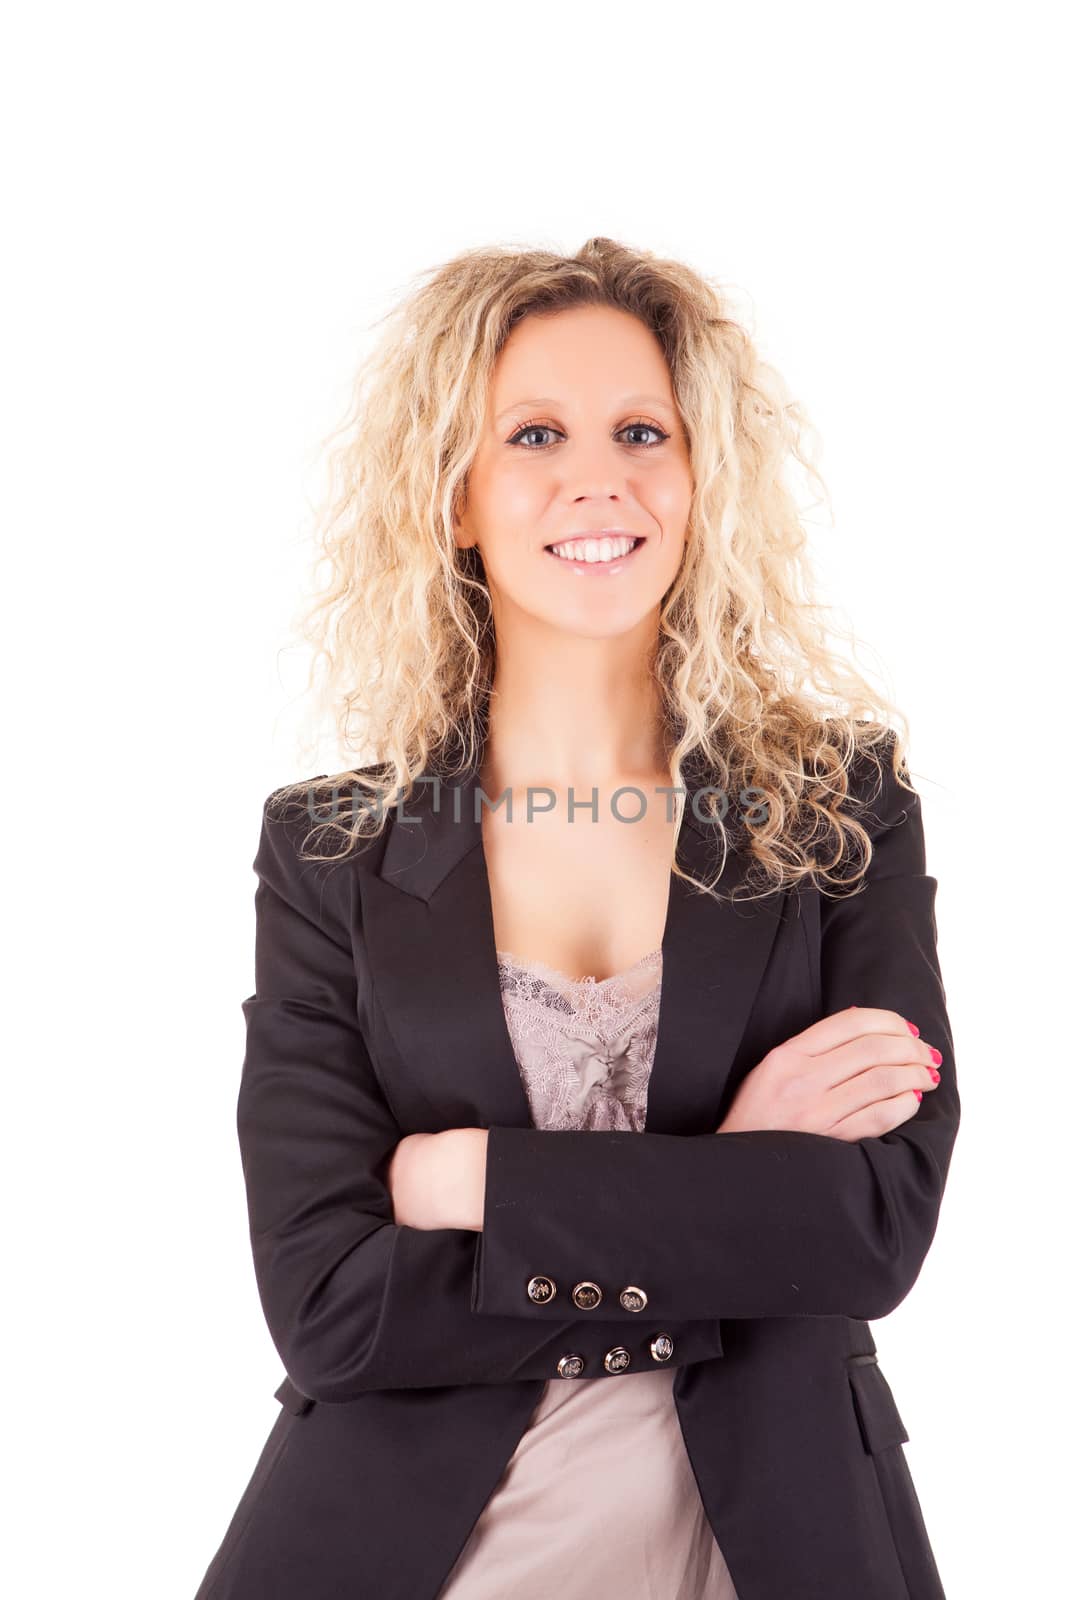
[194,238,959,1599]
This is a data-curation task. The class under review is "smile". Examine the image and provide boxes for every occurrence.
[544,535,647,570]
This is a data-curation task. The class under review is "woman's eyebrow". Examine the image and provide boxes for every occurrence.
[495,393,676,423]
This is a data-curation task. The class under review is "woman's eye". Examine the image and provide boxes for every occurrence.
[510,423,560,448]
[621,423,668,447]
[507,420,669,450]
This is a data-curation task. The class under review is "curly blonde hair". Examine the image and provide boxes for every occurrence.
[271,235,918,901]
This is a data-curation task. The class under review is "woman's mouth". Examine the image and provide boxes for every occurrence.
[544,534,647,572]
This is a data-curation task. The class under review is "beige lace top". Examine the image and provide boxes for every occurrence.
[436,948,739,1600]
[494,945,664,1131]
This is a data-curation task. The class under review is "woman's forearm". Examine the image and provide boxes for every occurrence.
[447,1128,487,1231]
[387,1128,487,1232]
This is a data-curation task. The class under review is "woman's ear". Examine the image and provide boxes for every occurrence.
[453,485,476,550]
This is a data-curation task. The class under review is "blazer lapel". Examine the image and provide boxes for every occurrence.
[361,745,788,1137]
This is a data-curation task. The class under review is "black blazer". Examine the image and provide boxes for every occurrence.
[194,736,959,1600]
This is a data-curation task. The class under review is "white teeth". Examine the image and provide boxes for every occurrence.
[548,536,639,562]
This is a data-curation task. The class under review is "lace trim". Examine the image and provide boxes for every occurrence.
[495,946,661,990]
[496,948,662,1132]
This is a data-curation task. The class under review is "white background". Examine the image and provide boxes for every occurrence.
[4,3,1062,1595]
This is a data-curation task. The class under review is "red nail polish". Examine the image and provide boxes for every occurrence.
[906,1021,920,1037]
[928,1067,941,1083]
[928,1046,942,1066]
[913,1090,923,1100]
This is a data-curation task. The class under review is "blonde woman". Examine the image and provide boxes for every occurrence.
[194,238,959,1600]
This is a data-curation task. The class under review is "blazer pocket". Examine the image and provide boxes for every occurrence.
[274,1374,315,1415]
[845,1353,946,1595]
[846,1352,910,1453]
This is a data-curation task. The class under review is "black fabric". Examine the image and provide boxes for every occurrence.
[193,737,958,1599]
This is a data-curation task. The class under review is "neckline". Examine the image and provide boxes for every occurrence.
[495,946,663,989]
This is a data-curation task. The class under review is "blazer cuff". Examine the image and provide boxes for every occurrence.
[472,1124,683,1322]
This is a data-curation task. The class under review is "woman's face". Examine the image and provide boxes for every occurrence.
[455,304,693,639]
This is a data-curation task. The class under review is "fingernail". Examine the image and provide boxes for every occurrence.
[913,1089,924,1100]
[928,1046,942,1066]
[927,1067,941,1084]
[906,1021,920,1037]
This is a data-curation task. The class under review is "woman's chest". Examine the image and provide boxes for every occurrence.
[357,780,821,1138]
[480,799,679,983]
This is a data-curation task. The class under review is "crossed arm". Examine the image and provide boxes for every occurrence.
[236,747,959,1402]
[237,851,724,1400]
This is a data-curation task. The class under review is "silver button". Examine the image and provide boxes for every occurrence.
[572,1281,603,1310]
[604,1346,632,1374]
[650,1334,674,1362]
[527,1275,557,1305]
[619,1285,648,1313]
[557,1353,585,1378]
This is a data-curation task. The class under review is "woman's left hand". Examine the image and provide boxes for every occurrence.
[385,1128,488,1232]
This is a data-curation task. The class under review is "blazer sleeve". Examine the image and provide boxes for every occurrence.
[471,741,961,1325]
[236,792,725,1402]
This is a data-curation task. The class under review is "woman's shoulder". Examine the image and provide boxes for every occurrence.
[838,726,919,828]
[834,727,926,885]
[258,763,394,876]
